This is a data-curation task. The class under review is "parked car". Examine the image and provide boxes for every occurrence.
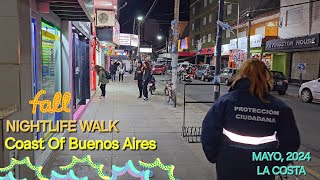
[195,65,215,81]
[270,71,288,95]
[220,68,238,86]
[299,78,320,103]
[194,64,209,79]
[152,64,166,75]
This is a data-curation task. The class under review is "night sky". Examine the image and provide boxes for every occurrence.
[119,0,190,35]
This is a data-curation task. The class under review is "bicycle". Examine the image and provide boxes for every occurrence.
[163,79,177,107]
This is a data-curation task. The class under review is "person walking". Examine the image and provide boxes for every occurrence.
[142,61,152,101]
[201,59,300,180]
[94,65,109,99]
[117,62,125,82]
[134,61,143,98]
[109,60,117,82]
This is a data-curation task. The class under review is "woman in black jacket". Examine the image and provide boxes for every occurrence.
[142,61,152,101]
[201,59,300,180]
[134,61,143,98]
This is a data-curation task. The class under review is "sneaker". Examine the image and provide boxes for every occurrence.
[100,96,105,99]
[143,98,148,101]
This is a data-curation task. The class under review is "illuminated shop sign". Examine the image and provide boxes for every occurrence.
[265,34,320,51]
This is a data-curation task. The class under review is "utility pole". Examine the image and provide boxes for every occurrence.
[247,7,252,59]
[171,0,180,90]
[214,0,224,100]
[138,24,141,60]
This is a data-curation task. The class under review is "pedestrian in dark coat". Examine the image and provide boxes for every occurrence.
[142,61,152,101]
[201,59,300,180]
[134,61,143,98]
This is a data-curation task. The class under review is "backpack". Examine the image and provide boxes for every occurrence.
[103,69,112,79]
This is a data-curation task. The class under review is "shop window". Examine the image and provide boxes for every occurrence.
[227,4,232,15]
[238,31,246,38]
[203,17,207,25]
[41,19,61,140]
[209,14,213,23]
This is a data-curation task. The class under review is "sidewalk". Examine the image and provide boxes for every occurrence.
[43,74,215,180]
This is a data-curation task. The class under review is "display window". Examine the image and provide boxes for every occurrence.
[41,19,61,141]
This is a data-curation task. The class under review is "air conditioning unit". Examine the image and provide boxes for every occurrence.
[96,10,115,27]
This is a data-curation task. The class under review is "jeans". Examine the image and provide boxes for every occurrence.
[143,81,148,98]
[111,74,116,81]
[138,80,143,97]
[119,73,124,81]
[100,84,106,97]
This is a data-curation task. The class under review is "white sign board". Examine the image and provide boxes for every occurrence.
[120,33,131,46]
[229,34,263,50]
[140,48,152,53]
[131,34,139,47]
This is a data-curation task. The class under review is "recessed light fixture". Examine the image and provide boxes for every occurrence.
[79,33,83,36]
[72,26,76,30]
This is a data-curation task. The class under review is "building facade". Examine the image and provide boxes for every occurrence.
[266,0,320,82]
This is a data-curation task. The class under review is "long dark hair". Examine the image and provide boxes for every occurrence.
[143,61,151,70]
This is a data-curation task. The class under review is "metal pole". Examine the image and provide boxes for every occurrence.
[172,0,180,90]
[166,37,168,53]
[138,24,141,59]
[133,18,136,34]
[247,8,251,60]
[236,3,239,67]
[214,0,224,100]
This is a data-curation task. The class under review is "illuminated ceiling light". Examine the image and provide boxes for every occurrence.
[72,26,76,30]
[114,5,117,9]
[137,16,143,21]
[79,33,83,36]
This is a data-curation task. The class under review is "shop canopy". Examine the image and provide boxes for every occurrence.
[40,0,93,22]
[178,52,196,57]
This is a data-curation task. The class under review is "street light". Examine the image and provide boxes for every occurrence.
[157,35,168,53]
[225,1,239,67]
[157,35,163,40]
[133,16,144,59]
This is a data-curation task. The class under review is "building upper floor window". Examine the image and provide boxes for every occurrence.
[209,14,213,23]
[204,0,208,7]
[255,26,265,37]
[238,31,246,38]
[192,23,195,31]
[203,17,207,25]
[226,29,231,38]
[203,35,206,43]
[209,0,213,4]
[192,39,194,47]
[227,4,232,15]
[286,7,303,26]
[208,33,212,42]
[193,7,195,15]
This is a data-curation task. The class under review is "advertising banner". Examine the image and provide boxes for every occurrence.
[131,34,139,47]
[230,34,263,50]
[113,20,120,46]
[120,33,131,46]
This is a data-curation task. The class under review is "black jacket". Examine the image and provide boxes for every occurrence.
[135,66,143,81]
[201,78,300,165]
[142,68,152,82]
[110,64,117,75]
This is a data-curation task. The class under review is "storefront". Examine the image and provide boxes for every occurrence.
[41,19,62,141]
[71,22,91,113]
[265,34,320,82]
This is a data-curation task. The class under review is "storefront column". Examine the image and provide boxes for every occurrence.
[0,0,34,179]
[61,21,73,119]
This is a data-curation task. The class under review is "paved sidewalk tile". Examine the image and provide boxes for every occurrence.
[44,75,216,180]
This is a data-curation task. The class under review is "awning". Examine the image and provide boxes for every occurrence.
[178,52,196,57]
[48,0,93,22]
